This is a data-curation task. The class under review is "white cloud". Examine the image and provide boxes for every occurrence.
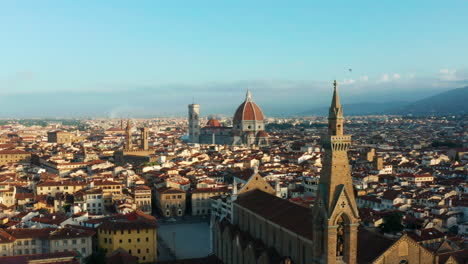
[342,79,356,85]
[360,76,369,81]
[439,68,457,81]
[378,73,390,83]
[408,73,416,79]
[393,73,401,79]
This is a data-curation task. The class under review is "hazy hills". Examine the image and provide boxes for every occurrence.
[393,86,468,115]
[302,86,468,116]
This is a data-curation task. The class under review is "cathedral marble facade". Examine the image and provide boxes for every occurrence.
[188,90,269,146]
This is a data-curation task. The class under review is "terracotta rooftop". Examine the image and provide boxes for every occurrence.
[0,149,30,155]
[206,118,221,127]
[235,190,313,240]
[233,97,265,122]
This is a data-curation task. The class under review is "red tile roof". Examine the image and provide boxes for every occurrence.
[206,118,221,127]
[233,101,264,121]
[235,190,313,239]
[0,149,30,155]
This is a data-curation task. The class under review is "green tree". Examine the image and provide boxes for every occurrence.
[379,212,404,233]
[85,248,107,264]
[448,225,459,235]
[38,208,49,214]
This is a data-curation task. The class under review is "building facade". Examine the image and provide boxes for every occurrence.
[155,187,186,218]
[114,120,155,166]
[0,227,94,258]
[0,149,31,166]
[132,185,152,214]
[191,188,228,216]
[47,131,75,144]
[97,211,158,263]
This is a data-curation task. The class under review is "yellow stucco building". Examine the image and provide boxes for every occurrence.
[97,210,158,263]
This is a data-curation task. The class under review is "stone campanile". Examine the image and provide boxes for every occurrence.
[312,80,359,264]
[140,127,149,150]
[188,104,200,143]
[125,120,133,150]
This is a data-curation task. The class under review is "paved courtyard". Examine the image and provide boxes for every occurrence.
[158,221,211,261]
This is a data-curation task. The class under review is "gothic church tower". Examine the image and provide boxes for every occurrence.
[312,80,359,264]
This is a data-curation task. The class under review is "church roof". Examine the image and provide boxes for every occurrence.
[233,90,265,122]
[357,228,395,263]
[235,190,313,239]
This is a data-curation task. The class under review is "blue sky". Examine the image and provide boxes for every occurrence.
[0,1,467,117]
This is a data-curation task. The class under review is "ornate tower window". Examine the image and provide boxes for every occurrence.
[336,215,346,257]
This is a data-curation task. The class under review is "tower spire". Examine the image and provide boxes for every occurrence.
[331,80,341,109]
[329,80,344,135]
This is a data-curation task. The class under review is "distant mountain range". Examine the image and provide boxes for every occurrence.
[302,86,468,116]
[392,86,468,115]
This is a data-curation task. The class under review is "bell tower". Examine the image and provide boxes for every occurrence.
[312,80,359,264]
[125,120,133,150]
[140,127,149,150]
[188,104,200,143]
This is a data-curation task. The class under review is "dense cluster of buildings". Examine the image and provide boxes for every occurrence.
[0,85,466,263]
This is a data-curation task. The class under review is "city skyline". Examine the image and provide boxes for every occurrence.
[1,1,468,117]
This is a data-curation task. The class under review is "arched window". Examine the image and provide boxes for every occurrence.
[336,215,346,257]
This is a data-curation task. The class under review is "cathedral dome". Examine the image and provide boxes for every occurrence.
[206,118,221,127]
[233,90,265,122]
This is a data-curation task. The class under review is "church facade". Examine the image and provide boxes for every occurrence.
[188,90,269,146]
[114,120,155,166]
[211,81,458,264]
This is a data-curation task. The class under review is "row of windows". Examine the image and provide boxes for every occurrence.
[103,237,150,244]
[39,186,79,191]
[16,240,36,246]
[14,248,37,255]
[100,229,150,235]
[53,239,87,246]
[12,247,86,255]
[164,195,183,199]
[195,209,211,214]
[165,210,183,217]
[165,203,182,208]
[0,155,28,158]
[101,186,121,189]
[88,195,103,199]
